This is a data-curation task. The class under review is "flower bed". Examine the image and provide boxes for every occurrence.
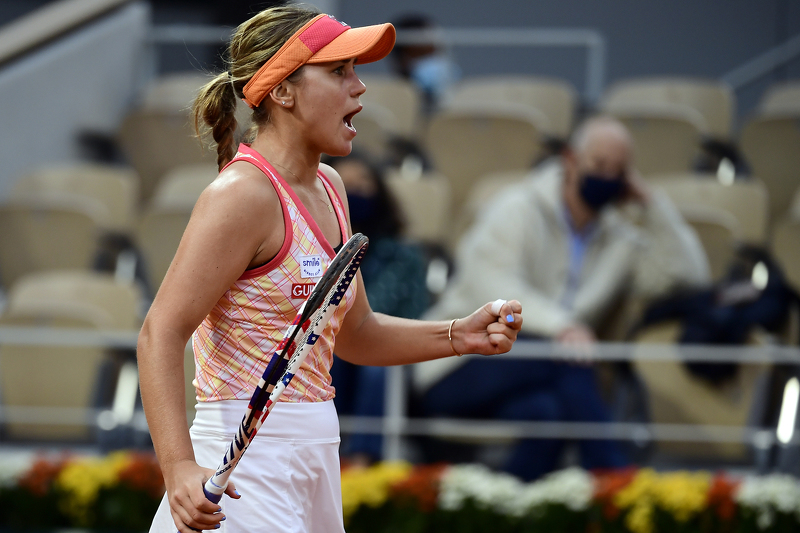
[2,452,800,532]
[0,452,163,531]
[343,462,800,533]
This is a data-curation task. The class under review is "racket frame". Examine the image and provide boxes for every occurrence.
[202,233,368,503]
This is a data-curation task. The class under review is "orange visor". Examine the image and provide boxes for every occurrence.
[241,14,396,108]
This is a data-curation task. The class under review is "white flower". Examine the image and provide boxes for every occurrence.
[438,465,594,517]
[757,508,774,530]
[735,473,800,528]
[0,451,35,487]
[515,468,594,513]
[439,464,524,513]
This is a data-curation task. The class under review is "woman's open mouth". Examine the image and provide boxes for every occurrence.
[343,109,360,134]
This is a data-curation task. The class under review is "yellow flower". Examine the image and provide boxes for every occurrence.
[54,452,132,525]
[653,471,710,523]
[615,469,658,533]
[626,500,654,533]
[613,469,711,533]
[341,461,412,521]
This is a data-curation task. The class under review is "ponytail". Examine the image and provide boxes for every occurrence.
[192,5,319,171]
[193,72,239,170]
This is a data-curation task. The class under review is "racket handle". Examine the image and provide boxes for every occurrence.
[203,477,225,504]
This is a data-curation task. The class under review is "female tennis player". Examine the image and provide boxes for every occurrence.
[138,5,522,532]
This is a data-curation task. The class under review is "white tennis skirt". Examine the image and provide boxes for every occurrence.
[149,399,344,533]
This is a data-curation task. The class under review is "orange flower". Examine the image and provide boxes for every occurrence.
[390,463,448,512]
[706,473,739,522]
[593,467,638,521]
[116,452,165,498]
[17,455,70,497]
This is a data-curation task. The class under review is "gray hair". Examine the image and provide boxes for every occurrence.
[568,115,631,155]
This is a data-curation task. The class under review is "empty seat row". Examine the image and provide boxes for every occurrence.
[114,73,799,233]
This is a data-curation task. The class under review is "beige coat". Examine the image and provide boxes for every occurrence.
[414,159,710,391]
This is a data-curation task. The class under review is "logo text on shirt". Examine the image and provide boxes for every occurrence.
[300,255,323,279]
[291,283,315,299]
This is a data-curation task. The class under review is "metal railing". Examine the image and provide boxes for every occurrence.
[0,0,134,67]
[0,327,798,465]
[721,32,800,91]
[146,25,606,103]
[364,341,800,460]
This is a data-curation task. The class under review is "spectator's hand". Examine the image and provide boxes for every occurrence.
[556,323,596,364]
[451,299,523,356]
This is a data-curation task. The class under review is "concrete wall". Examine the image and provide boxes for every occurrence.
[0,2,150,197]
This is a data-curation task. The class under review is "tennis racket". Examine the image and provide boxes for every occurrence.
[202,232,369,504]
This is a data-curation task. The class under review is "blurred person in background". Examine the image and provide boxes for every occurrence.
[325,152,431,465]
[415,115,710,481]
[389,13,461,112]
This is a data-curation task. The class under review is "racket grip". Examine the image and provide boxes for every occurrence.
[203,478,224,504]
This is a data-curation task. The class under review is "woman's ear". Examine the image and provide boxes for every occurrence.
[269,83,294,109]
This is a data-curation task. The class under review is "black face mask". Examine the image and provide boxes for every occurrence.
[578,174,626,211]
[347,193,378,226]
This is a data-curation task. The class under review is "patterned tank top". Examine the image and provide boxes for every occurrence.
[192,144,356,403]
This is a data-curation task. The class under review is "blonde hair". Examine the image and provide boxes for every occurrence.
[193,5,319,170]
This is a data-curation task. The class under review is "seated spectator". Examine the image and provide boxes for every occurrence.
[414,116,710,480]
[325,152,431,464]
[389,13,461,112]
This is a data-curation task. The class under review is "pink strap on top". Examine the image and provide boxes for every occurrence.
[224,145,348,279]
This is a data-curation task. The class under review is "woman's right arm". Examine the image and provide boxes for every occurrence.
[137,164,282,532]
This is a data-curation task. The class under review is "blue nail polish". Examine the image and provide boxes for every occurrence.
[506,314,514,323]
[215,525,221,529]
[221,516,227,521]
[234,489,241,496]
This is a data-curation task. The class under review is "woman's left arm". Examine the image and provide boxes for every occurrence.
[318,162,522,365]
[335,275,522,366]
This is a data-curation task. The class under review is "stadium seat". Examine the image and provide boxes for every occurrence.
[351,103,395,160]
[358,74,423,140]
[136,208,192,292]
[139,71,212,112]
[117,108,215,203]
[10,163,139,234]
[0,199,101,289]
[771,219,800,345]
[757,81,800,115]
[771,218,800,291]
[425,102,544,218]
[133,163,219,291]
[651,175,770,245]
[446,75,577,139]
[791,187,800,221]
[0,270,141,440]
[676,205,740,281]
[739,113,800,225]
[601,77,735,140]
[384,169,453,245]
[631,323,771,462]
[153,163,218,209]
[603,105,705,176]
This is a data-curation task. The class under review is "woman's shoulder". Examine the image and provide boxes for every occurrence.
[193,160,282,223]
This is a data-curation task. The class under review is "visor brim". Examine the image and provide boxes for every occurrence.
[308,23,396,65]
